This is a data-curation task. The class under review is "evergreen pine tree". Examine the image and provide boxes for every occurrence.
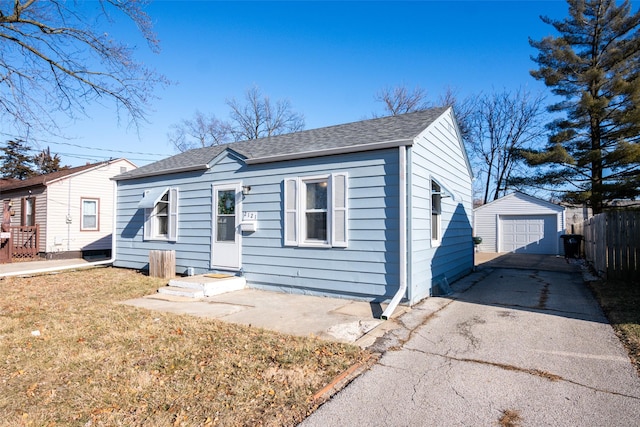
[522,0,640,213]
[0,139,36,179]
[33,147,69,175]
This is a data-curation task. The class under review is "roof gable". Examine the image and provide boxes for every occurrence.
[0,159,134,192]
[474,191,565,213]
[415,107,473,179]
[114,108,449,181]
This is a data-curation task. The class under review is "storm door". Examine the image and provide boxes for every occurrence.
[212,183,241,269]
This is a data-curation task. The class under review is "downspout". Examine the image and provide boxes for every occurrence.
[0,180,118,278]
[381,145,407,320]
[67,179,72,251]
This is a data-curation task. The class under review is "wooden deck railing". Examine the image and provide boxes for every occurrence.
[10,225,39,260]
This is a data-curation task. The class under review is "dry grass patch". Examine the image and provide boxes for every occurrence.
[498,409,522,427]
[588,279,640,375]
[0,267,368,426]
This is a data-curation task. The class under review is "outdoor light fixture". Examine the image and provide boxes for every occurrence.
[242,186,251,196]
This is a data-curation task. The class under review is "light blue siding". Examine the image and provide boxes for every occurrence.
[115,149,401,302]
[408,109,474,303]
[114,109,473,305]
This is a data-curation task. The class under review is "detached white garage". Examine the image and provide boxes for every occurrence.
[474,192,565,255]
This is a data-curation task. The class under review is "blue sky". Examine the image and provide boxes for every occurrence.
[28,0,570,167]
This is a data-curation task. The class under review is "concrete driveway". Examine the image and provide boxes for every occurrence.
[302,254,640,426]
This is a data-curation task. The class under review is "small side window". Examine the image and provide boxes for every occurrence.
[81,198,99,231]
[21,197,35,226]
[431,180,442,244]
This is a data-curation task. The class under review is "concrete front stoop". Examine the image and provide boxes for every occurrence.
[157,274,246,298]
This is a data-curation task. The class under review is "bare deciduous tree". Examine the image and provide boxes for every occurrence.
[226,86,305,141]
[168,111,232,152]
[0,0,165,136]
[374,84,474,140]
[437,86,475,143]
[374,85,431,116]
[169,86,305,152]
[468,89,546,204]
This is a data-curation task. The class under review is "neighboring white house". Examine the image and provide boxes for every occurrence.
[0,159,136,260]
[474,192,566,255]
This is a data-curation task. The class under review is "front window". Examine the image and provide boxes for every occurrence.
[283,173,348,248]
[155,192,169,236]
[304,179,328,242]
[81,198,99,231]
[141,187,178,242]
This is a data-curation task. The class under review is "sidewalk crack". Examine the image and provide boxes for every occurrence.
[421,351,640,401]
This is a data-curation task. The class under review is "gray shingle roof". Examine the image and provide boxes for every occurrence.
[1,160,119,191]
[114,107,448,181]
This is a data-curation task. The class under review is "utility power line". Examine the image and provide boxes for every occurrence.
[0,131,172,158]
[44,140,172,157]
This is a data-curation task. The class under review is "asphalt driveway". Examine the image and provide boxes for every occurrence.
[302,254,640,426]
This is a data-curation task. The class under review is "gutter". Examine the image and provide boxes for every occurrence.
[381,145,408,320]
[246,138,413,165]
[112,163,210,181]
[0,181,119,278]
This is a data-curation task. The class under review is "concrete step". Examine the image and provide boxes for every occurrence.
[158,274,246,298]
[157,286,205,298]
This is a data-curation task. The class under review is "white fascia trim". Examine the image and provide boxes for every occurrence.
[112,164,210,181]
[246,138,414,165]
[46,159,119,185]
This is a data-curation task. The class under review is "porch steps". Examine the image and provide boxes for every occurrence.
[157,274,246,298]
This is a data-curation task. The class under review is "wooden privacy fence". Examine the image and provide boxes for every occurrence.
[574,211,640,281]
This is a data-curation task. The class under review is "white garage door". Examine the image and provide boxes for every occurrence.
[500,215,557,254]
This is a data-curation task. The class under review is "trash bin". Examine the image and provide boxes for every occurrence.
[560,234,582,259]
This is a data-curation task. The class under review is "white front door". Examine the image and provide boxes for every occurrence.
[212,183,241,270]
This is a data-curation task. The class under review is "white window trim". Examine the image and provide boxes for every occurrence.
[80,198,99,231]
[284,173,348,248]
[301,175,331,248]
[143,187,179,242]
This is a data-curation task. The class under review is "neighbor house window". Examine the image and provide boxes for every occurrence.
[431,180,442,244]
[21,197,35,226]
[81,198,99,231]
[139,187,179,241]
[284,173,348,248]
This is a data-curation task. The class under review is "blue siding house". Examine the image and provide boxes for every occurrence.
[113,108,473,313]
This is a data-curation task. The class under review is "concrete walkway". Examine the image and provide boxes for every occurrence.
[302,254,640,426]
[0,257,98,276]
[123,289,396,345]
